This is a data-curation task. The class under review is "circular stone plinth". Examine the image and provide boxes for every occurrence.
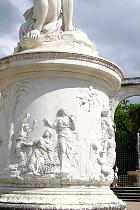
[0,187,126,210]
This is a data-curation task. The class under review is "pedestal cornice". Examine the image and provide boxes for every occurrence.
[0,52,123,94]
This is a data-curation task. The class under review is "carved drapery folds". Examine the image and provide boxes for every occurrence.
[43,108,79,178]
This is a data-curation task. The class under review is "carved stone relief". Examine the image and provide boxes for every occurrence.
[4,113,54,178]
[76,86,100,112]
[1,80,32,114]
[21,128,60,177]
[81,107,116,185]
[88,137,104,184]
[100,109,116,184]
[43,108,80,178]
[0,80,32,165]
[3,107,80,180]
[0,84,115,186]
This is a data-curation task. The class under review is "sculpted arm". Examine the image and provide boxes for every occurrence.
[43,119,55,129]
[33,0,48,31]
[29,0,48,38]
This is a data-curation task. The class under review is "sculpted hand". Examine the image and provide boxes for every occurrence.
[27,29,40,40]
[64,25,74,31]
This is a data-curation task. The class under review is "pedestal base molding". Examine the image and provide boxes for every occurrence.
[0,187,126,210]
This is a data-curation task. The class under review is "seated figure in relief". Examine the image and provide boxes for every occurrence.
[20,0,73,40]
[27,128,56,175]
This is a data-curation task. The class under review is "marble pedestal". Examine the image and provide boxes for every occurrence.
[0,51,126,209]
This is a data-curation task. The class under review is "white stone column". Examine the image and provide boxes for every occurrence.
[0,52,126,210]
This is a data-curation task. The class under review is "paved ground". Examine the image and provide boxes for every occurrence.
[126,202,140,210]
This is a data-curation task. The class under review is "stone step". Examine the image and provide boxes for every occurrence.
[111,187,140,201]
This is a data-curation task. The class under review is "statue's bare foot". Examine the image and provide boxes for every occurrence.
[27,29,40,40]
[64,25,75,31]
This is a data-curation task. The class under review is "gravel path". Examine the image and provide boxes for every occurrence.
[126,202,140,210]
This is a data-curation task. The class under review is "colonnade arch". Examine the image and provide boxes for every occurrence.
[110,77,140,116]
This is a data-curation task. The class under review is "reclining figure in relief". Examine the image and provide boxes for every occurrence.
[19,0,73,41]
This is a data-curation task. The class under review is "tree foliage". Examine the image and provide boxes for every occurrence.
[114,100,140,137]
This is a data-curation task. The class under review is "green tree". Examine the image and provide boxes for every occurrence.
[114,100,140,136]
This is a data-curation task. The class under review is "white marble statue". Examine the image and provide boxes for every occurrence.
[20,0,73,40]
[16,0,97,55]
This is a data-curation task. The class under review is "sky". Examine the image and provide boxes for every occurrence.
[0,0,140,79]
